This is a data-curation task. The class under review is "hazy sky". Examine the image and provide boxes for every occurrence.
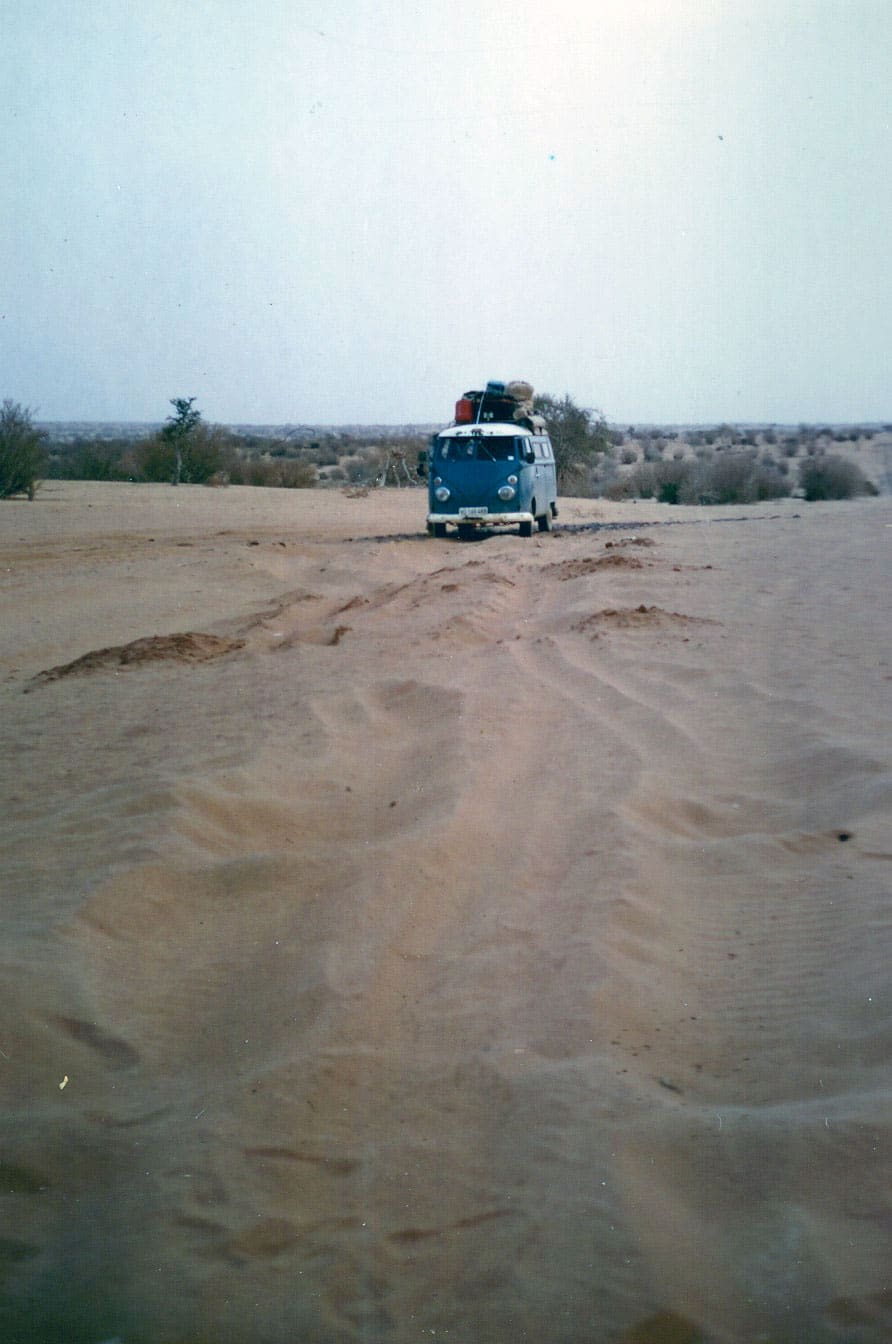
[3,1,890,424]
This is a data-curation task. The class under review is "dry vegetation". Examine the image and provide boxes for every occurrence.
[40,422,430,492]
[12,402,891,504]
[590,423,886,503]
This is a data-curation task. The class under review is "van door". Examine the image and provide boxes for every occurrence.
[532,437,548,520]
[518,435,535,514]
[543,436,557,513]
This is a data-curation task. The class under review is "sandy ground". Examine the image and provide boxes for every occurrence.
[1,481,890,1344]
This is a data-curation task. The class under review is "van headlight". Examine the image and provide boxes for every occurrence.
[434,485,451,502]
[497,484,516,501]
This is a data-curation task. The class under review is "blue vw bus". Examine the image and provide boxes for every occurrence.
[427,422,558,539]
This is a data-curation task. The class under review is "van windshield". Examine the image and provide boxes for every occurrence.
[436,436,518,462]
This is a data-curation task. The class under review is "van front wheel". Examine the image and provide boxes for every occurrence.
[537,509,552,532]
[432,522,447,538]
[519,518,533,537]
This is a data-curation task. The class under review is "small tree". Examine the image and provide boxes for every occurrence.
[137,399,232,484]
[163,397,202,485]
[533,392,611,492]
[0,400,47,499]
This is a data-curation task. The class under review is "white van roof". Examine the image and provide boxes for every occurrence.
[439,422,535,439]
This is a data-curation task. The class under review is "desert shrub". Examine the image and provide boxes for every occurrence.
[181,423,235,483]
[45,436,136,481]
[653,459,693,504]
[246,457,276,486]
[589,456,620,494]
[620,447,637,465]
[306,444,339,467]
[798,454,877,501]
[71,440,131,481]
[746,461,792,500]
[225,456,250,485]
[344,458,369,483]
[557,461,599,498]
[625,458,693,502]
[694,449,789,504]
[624,449,791,505]
[278,460,316,488]
[0,400,47,499]
[136,436,175,481]
[602,476,638,500]
[225,454,316,488]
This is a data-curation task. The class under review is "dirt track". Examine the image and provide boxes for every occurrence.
[1,483,890,1342]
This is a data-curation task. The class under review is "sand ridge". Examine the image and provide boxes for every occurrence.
[0,483,890,1342]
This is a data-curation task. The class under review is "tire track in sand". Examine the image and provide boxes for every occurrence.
[510,538,892,1343]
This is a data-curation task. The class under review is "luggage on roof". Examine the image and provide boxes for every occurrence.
[455,379,537,427]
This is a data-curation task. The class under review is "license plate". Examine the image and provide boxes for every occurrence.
[459,507,488,518]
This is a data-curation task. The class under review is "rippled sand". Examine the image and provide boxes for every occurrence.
[1,482,890,1343]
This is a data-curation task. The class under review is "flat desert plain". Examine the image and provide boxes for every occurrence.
[1,482,890,1344]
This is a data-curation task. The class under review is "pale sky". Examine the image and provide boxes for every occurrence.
[2,0,890,425]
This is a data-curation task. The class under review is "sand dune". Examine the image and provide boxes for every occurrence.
[1,482,890,1343]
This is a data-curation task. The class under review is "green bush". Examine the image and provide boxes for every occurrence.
[798,454,877,501]
[0,400,47,499]
[136,421,234,484]
[70,440,132,481]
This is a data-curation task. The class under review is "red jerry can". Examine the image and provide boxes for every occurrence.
[455,397,474,423]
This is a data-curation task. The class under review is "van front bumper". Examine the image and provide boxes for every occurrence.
[427,511,533,527]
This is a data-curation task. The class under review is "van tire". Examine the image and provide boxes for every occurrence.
[457,523,474,541]
[537,509,552,532]
[519,518,533,537]
[432,522,447,538]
